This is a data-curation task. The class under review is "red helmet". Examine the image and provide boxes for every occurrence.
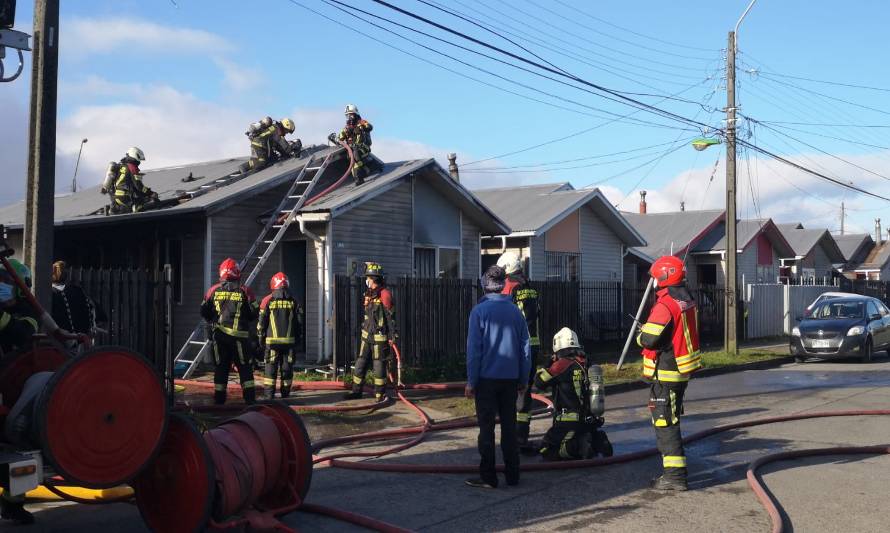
[270,272,289,290]
[219,258,241,281]
[649,255,685,287]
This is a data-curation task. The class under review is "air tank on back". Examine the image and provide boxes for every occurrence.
[587,363,605,417]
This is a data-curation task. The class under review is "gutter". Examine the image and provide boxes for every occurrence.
[297,214,331,364]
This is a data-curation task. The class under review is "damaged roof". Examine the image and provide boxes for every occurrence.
[472,183,645,246]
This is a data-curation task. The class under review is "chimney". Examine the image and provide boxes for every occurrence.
[876,218,883,246]
[639,190,648,214]
[447,153,459,182]
[680,201,685,212]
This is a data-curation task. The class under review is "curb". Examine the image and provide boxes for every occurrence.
[603,355,796,395]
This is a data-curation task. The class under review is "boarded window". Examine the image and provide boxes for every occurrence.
[757,234,773,265]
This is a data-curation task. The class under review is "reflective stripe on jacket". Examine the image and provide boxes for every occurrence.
[637,285,701,382]
[200,281,258,338]
[257,289,302,345]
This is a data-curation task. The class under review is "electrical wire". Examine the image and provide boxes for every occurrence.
[463,143,693,173]
[586,144,688,187]
[752,69,890,93]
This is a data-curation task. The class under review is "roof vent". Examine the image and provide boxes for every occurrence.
[639,190,647,214]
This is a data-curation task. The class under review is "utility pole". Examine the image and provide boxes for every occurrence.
[724,29,739,355]
[840,201,845,235]
[23,0,59,310]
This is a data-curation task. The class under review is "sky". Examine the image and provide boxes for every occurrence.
[2,0,890,237]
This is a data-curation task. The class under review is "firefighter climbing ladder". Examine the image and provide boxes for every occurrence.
[173,150,337,379]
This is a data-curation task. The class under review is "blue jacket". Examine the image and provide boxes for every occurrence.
[466,293,532,387]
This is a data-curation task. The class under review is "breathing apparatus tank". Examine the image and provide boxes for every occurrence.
[101,161,120,193]
[587,363,605,417]
[246,116,274,137]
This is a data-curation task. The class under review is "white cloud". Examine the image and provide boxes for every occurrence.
[66,17,233,59]
[212,56,264,92]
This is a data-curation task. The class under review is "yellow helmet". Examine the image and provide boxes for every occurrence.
[280,118,295,134]
[365,262,385,278]
[552,327,582,354]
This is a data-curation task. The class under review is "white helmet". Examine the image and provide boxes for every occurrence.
[552,327,582,354]
[496,252,523,276]
[344,104,359,115]
[126,146,145,161]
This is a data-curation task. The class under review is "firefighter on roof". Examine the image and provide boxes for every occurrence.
[108,147,157,214]
[239,117,301,175]
[258,272,303,400]
[637,255,702,491]
[329,104,380,185]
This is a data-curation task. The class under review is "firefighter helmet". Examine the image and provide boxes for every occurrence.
[365,262,385,278]
[496,252,523,276]
[270,272,289,290]
[0,258,33,298]
[126,146,145,161]
[219,258,241,281]
[552,327,582,354]
[649,255,685,287]
[344,104,359,116]
[280,118,295,134]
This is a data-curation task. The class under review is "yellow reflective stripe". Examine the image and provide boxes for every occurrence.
[361,330,369,339]
[242,380,255,389]
[663,456,687,468]
[677,353,702,373]
[636,332,644,347]
[555,412,580,422]
[263,378,275,386]
[640,322,666,336]
[22,317,37,333]
[373,334,387,342]
[373,378,386,386]
[536,368,553,382]
[216,325,249,338]
[681,312,695,357]
[266,337,296,344]
[558,431,575,459]
[353,376,363,385]
[529,336,540,346]
[674,352,699,365]
[669,390,679,424]
[0,312,10,330]
[232,299,242,332]
[642,366,690,382]
[516,412,531,422]
[654,418,668,427]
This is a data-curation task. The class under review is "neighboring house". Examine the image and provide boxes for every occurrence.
[472,183,646,282]
[776,223,845,281]
[832,233,874,278]
[850,225,890,280]
[0,145,509,360]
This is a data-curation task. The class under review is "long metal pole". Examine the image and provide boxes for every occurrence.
[24,0,59,311]
[725,30,738,355]
[617,277,653,370]
[72,139,86,193]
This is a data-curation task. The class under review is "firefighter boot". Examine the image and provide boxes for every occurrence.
[1,498,34,525]
[651,469,688,491]
[214,390,227,405]
[243,386,257,406]
[343,389,363,400]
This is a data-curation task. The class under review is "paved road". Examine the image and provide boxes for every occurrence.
[20,355,890,532]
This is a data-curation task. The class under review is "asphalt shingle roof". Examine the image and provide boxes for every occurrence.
[776,223,845,262]
[857,241,890,270]
[833,233,873,262]
[621,210,724,259]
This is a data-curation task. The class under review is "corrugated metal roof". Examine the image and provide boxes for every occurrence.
[622,210,724,258]
[471,183,645,246]
[775,223,845,262]
[833,233,873,262]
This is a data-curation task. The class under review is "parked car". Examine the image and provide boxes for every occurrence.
[803,291,859,317]
[791,296,890,363]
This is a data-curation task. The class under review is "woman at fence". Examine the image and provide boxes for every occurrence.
[344,262,398,402]
[50,261,104,349]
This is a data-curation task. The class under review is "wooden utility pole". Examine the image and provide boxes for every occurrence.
[23,0,59,309]
[724,30,739,355]
[840,201,845,235]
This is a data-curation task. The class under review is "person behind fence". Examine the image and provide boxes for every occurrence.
[50,261,104,347]
[637,255,701,491]
[534,327,613,461]
[258,272,303,400]
[201,258,259,405]
[497,251,541,448]
[464,265,531,489]
[344,262,398,402]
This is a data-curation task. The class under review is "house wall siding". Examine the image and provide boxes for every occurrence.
[801,244,833,277]
[529,235,546,280]
[461,213,481,279]
[175,232,207,349]
[579,206,622,281]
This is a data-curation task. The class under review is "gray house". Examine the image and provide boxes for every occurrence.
[833,233,874,278]
[472,183,646,282]
[0,145,508,360]
[776,223,845,281]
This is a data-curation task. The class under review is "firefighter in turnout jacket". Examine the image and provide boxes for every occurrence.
[239,117,300,175]
[257,272,303,400]
[330,104,379,185]
[344,262,398,401]
[200,258,259,405]
[534,328,612,460]
[497,252,541,447]
[637,255,702,491]
[109,147,157,214]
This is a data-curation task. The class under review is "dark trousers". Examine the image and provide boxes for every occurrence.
[516,345,540,443]
[352,339,389,399]
[264,345,295,399]
[474,378,520,486]
[212,331,256,405]
[649,381,688,480]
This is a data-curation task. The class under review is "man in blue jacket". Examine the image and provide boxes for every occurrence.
[465,265,531,489]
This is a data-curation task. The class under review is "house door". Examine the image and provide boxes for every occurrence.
[414,248,436,278]
[282,241,307,352]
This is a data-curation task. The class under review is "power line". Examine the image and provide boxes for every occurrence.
[752,120,890,129]
[752,69,890,93]
[756,72,890,117]
[463,142,692,173]
[585,144,688,187]
[743,117,890,151]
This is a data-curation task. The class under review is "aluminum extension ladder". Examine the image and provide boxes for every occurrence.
[173,150,337,379]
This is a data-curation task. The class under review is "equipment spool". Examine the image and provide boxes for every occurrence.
[250,402,313,507]
[134,414,215,533]
[0,346,70,407]
[37,347,168,488]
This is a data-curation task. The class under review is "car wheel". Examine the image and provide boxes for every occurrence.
[861,338,873,363]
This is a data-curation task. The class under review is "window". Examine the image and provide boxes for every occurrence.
[438,248,460,278]
[414,248,436,278]
[414,247,461,278]
[868,301,880,319]
[697,264,717,285]
[544,251,580,281]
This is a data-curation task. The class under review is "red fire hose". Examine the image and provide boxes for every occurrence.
[303,142,356,207]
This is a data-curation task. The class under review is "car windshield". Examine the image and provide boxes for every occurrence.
[810,301,865,319]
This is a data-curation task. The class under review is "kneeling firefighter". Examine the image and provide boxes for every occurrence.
[637,255,701,491]
[239,117,301,175]
[344,262,398,401]
[200,258,259,405]
[257,272,303,400]
[534,327,612,460]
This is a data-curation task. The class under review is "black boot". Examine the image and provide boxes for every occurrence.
[1,499,34,525]
[243,387,256,406]
[343,390,363,400]
[651,473,688,491]
[280,387,291,399]
[213,390,227,405]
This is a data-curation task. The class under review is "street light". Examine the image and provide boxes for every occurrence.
[72,138,87,193]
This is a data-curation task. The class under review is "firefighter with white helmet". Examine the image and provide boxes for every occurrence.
[497,251,541,448]
[108,146,157,214]
[637,255,702,491]
[329,104,379,185]
[533,327,612,460]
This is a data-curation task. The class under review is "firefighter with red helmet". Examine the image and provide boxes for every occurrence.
[637,255,702,491]
[344,262,398,401]
[200,258,259,405]
[257,272,303,400]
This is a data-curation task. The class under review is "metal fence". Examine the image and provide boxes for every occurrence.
[67,266,172,371]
